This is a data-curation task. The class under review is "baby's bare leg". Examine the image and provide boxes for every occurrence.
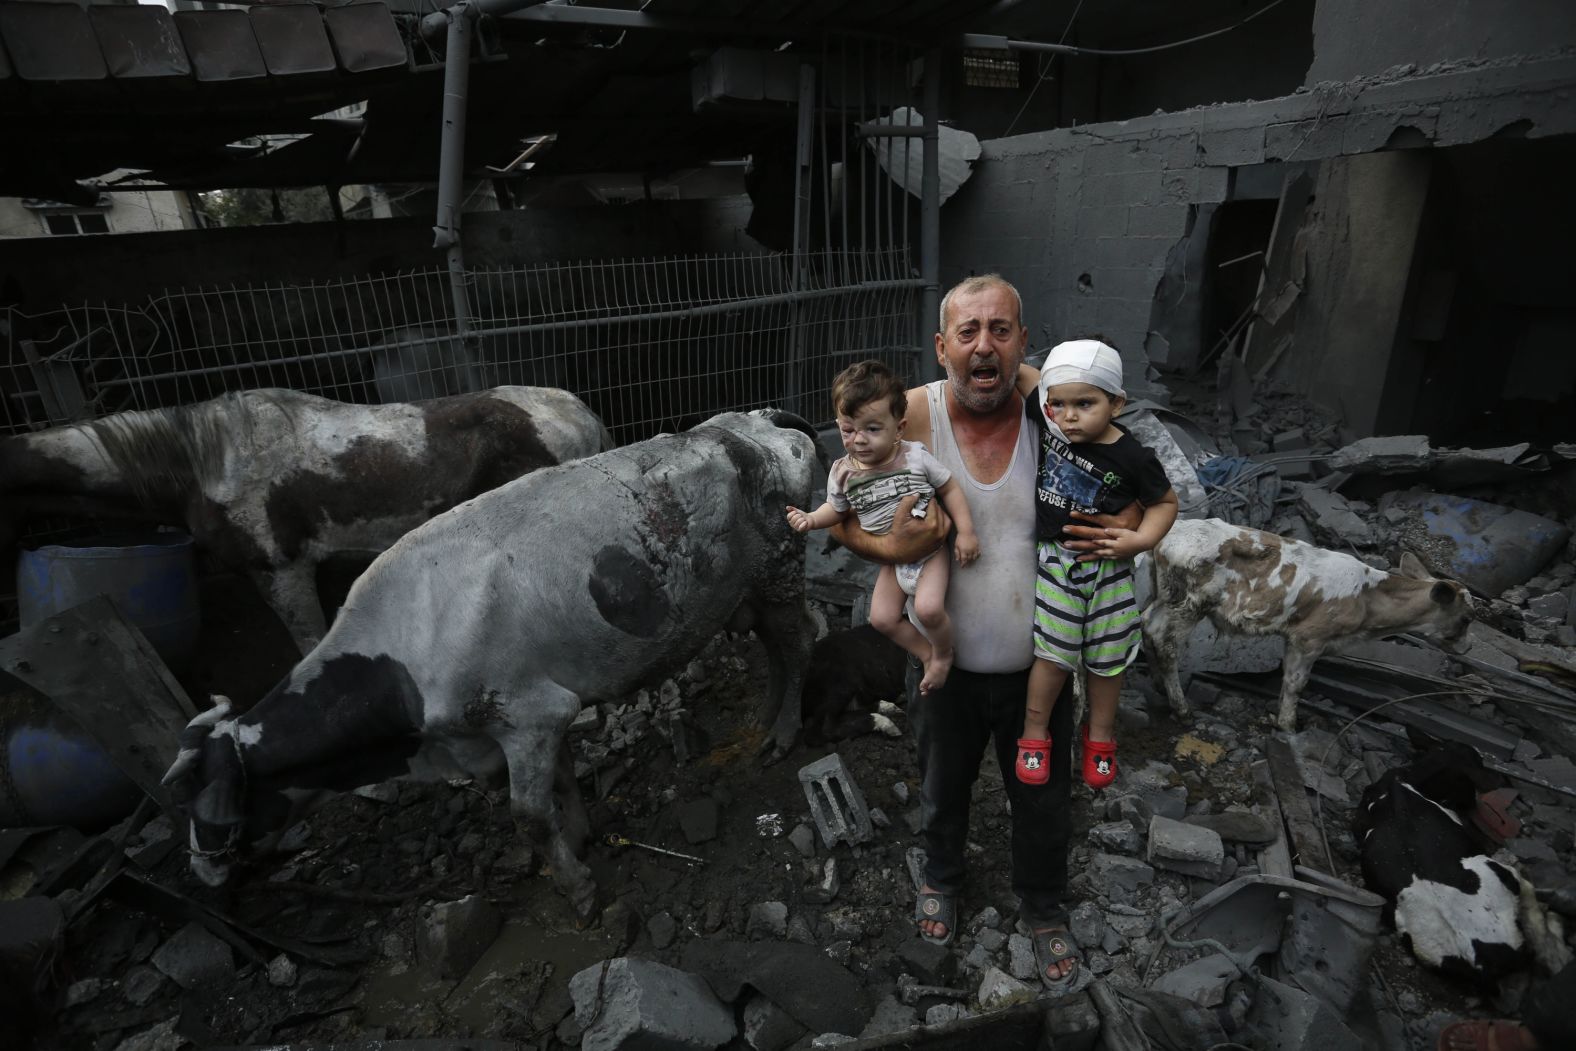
[868,564,934,670]
[911,556,954,693]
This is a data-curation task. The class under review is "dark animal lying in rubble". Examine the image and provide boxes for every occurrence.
[1,386,610,653]
[1354,732,1570,984]
[162,410,823,922]
[800,625,907,745]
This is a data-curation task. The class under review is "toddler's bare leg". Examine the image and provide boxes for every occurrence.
[1086,671,1123,743]
[868,564,934,673]
[911,556,953,693]
[1025,659,1068,740]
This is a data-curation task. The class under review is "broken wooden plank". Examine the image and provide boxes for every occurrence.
[0,595,198,817]
[1249,759,1296,878]
[1263,737,1332,874]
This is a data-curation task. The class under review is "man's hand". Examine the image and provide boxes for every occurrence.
[1061,504,1145,562]
[831,492,950,564]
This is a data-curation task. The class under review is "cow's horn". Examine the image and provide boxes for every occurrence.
[162,747,200,786]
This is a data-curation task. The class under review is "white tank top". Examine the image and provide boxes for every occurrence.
[910,381,1038,673]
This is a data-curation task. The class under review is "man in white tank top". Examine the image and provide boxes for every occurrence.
[834,275,1139,990]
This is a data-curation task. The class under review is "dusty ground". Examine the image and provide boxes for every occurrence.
[19,568,1498,1051]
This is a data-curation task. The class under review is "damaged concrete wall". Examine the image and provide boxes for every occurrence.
[0,197,757,311]
[1306,0,1576,85]
[940,55,1576,427]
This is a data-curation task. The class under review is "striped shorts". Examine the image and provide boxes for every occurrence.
[1032,541,1142,676]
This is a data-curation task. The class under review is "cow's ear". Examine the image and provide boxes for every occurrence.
[1430,580,1458,606]
[1397,551,1429,579]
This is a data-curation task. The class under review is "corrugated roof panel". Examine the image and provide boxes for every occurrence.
[0,3,108,81]
[251,5,337,76]
[91,7,192,80]
[174,10,268,82]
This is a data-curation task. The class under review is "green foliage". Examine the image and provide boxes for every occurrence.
[200,187,335,227]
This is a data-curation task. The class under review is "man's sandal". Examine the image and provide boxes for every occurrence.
[1025,922,1088,995]
[914,889,956,947]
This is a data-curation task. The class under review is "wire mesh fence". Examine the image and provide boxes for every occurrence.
[1,248,924,445]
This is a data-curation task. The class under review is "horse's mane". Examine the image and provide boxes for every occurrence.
[84,390,300,507]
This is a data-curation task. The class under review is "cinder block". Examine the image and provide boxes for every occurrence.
[1087,140,1164,174]
[1199,125,1265,166]
[1097,169,1163,207]
[1162,131,1203,169]
[1160,169,1199,203]
[1195,166,1230,203]
[1126,203,1191,240]
[798,752,873,847]
[1093,267,1163,301]
[1264,116,1347,162]
[1096,296,1150,333]
[1078,204,1130,239]
[1093,235,1171,269]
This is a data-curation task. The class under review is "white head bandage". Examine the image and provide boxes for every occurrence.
[1038,340,1126,404]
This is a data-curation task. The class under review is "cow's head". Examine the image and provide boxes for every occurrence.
[162,697,253,886]
[1396,551,1474,653]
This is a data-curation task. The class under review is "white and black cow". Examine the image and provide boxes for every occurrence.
[1356,734,1571,984]
[1,386,610,653]
[161,409,822,921]
[1145,518,1474,732]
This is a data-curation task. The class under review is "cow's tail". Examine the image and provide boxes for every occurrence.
[759,409,832,473]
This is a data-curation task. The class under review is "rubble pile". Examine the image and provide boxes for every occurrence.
[2,381,1573,1051]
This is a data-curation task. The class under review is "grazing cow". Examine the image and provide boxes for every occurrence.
[1355,734,1570,984]
[161,410,822,921]
[1,386,610,653]
[1144,518,1473,731]
[800,625,907,745]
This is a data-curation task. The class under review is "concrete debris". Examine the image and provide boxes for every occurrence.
[747,901,789,939]
[742,992,808,1051]
[1248,974,1365,1051]
[1148,816,1226,880]
[798,752,874,847]
[1384,490,1571,596]
[975,965,1036,1010]
[1297,487,1380,547]
[570,957,737,1051]
[148,922,233,990]
[1149,951,1240,1007]
[418,895,501,980]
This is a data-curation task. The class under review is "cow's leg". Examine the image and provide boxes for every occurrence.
[754,598,817,765]
[252,562,326,655]
[554,738,590,858]
[1143,601,1196,720]
[493,684,597,921]
[1277,639,1324,732]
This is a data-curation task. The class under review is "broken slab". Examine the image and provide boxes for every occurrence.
[150,920,234,990]
[1297,487,1378,547]
[1183,811,1279,845]
[680,939,872,1037]
[1149,952,1239,1007]
[1384,490,1571,596]
[570,957,736,1051]
[418,895,501,980]
[1148,816,1225,880]
[742,991,808,1051]
[1330,434,1431,473]
[1247,974,1364,1051]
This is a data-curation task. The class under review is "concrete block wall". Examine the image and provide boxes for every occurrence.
[941,55,1576,408]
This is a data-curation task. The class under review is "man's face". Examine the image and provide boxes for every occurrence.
[935,285,1027,415]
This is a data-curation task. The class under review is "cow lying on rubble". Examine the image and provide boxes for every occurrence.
[1,386,609,653]
[161,410,821,921]
[1356,733,1571,984]
[1145,517,1473,732]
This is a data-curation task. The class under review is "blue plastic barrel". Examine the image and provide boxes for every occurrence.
[0,687,137,829]
[16,530,201,671]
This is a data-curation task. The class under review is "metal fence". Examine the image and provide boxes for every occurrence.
[1,248,923,445]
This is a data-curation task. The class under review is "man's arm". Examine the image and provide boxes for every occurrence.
[1060,502,1145,562]
[1083,490,1178,561]
[829,493,950,564]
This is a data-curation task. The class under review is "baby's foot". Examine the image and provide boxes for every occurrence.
[919,649,954,694]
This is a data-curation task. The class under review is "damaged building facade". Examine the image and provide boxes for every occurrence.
[945,0,1576,444]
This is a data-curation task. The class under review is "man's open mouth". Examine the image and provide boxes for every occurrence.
[970,363,1001,384]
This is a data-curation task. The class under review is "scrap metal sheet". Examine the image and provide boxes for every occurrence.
[90,6,191,79]
[0,3,108,81]
[251,5,336,76]
[174,9,267,82]
[326,2,408,74]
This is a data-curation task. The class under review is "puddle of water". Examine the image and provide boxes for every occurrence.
[363,916,617,1033]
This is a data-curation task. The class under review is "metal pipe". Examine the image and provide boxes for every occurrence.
[920,48,941,369]
[433,3,475,335]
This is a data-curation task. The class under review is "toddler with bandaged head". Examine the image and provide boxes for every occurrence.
[786,360,979,695]
[1016,340,1178,790]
